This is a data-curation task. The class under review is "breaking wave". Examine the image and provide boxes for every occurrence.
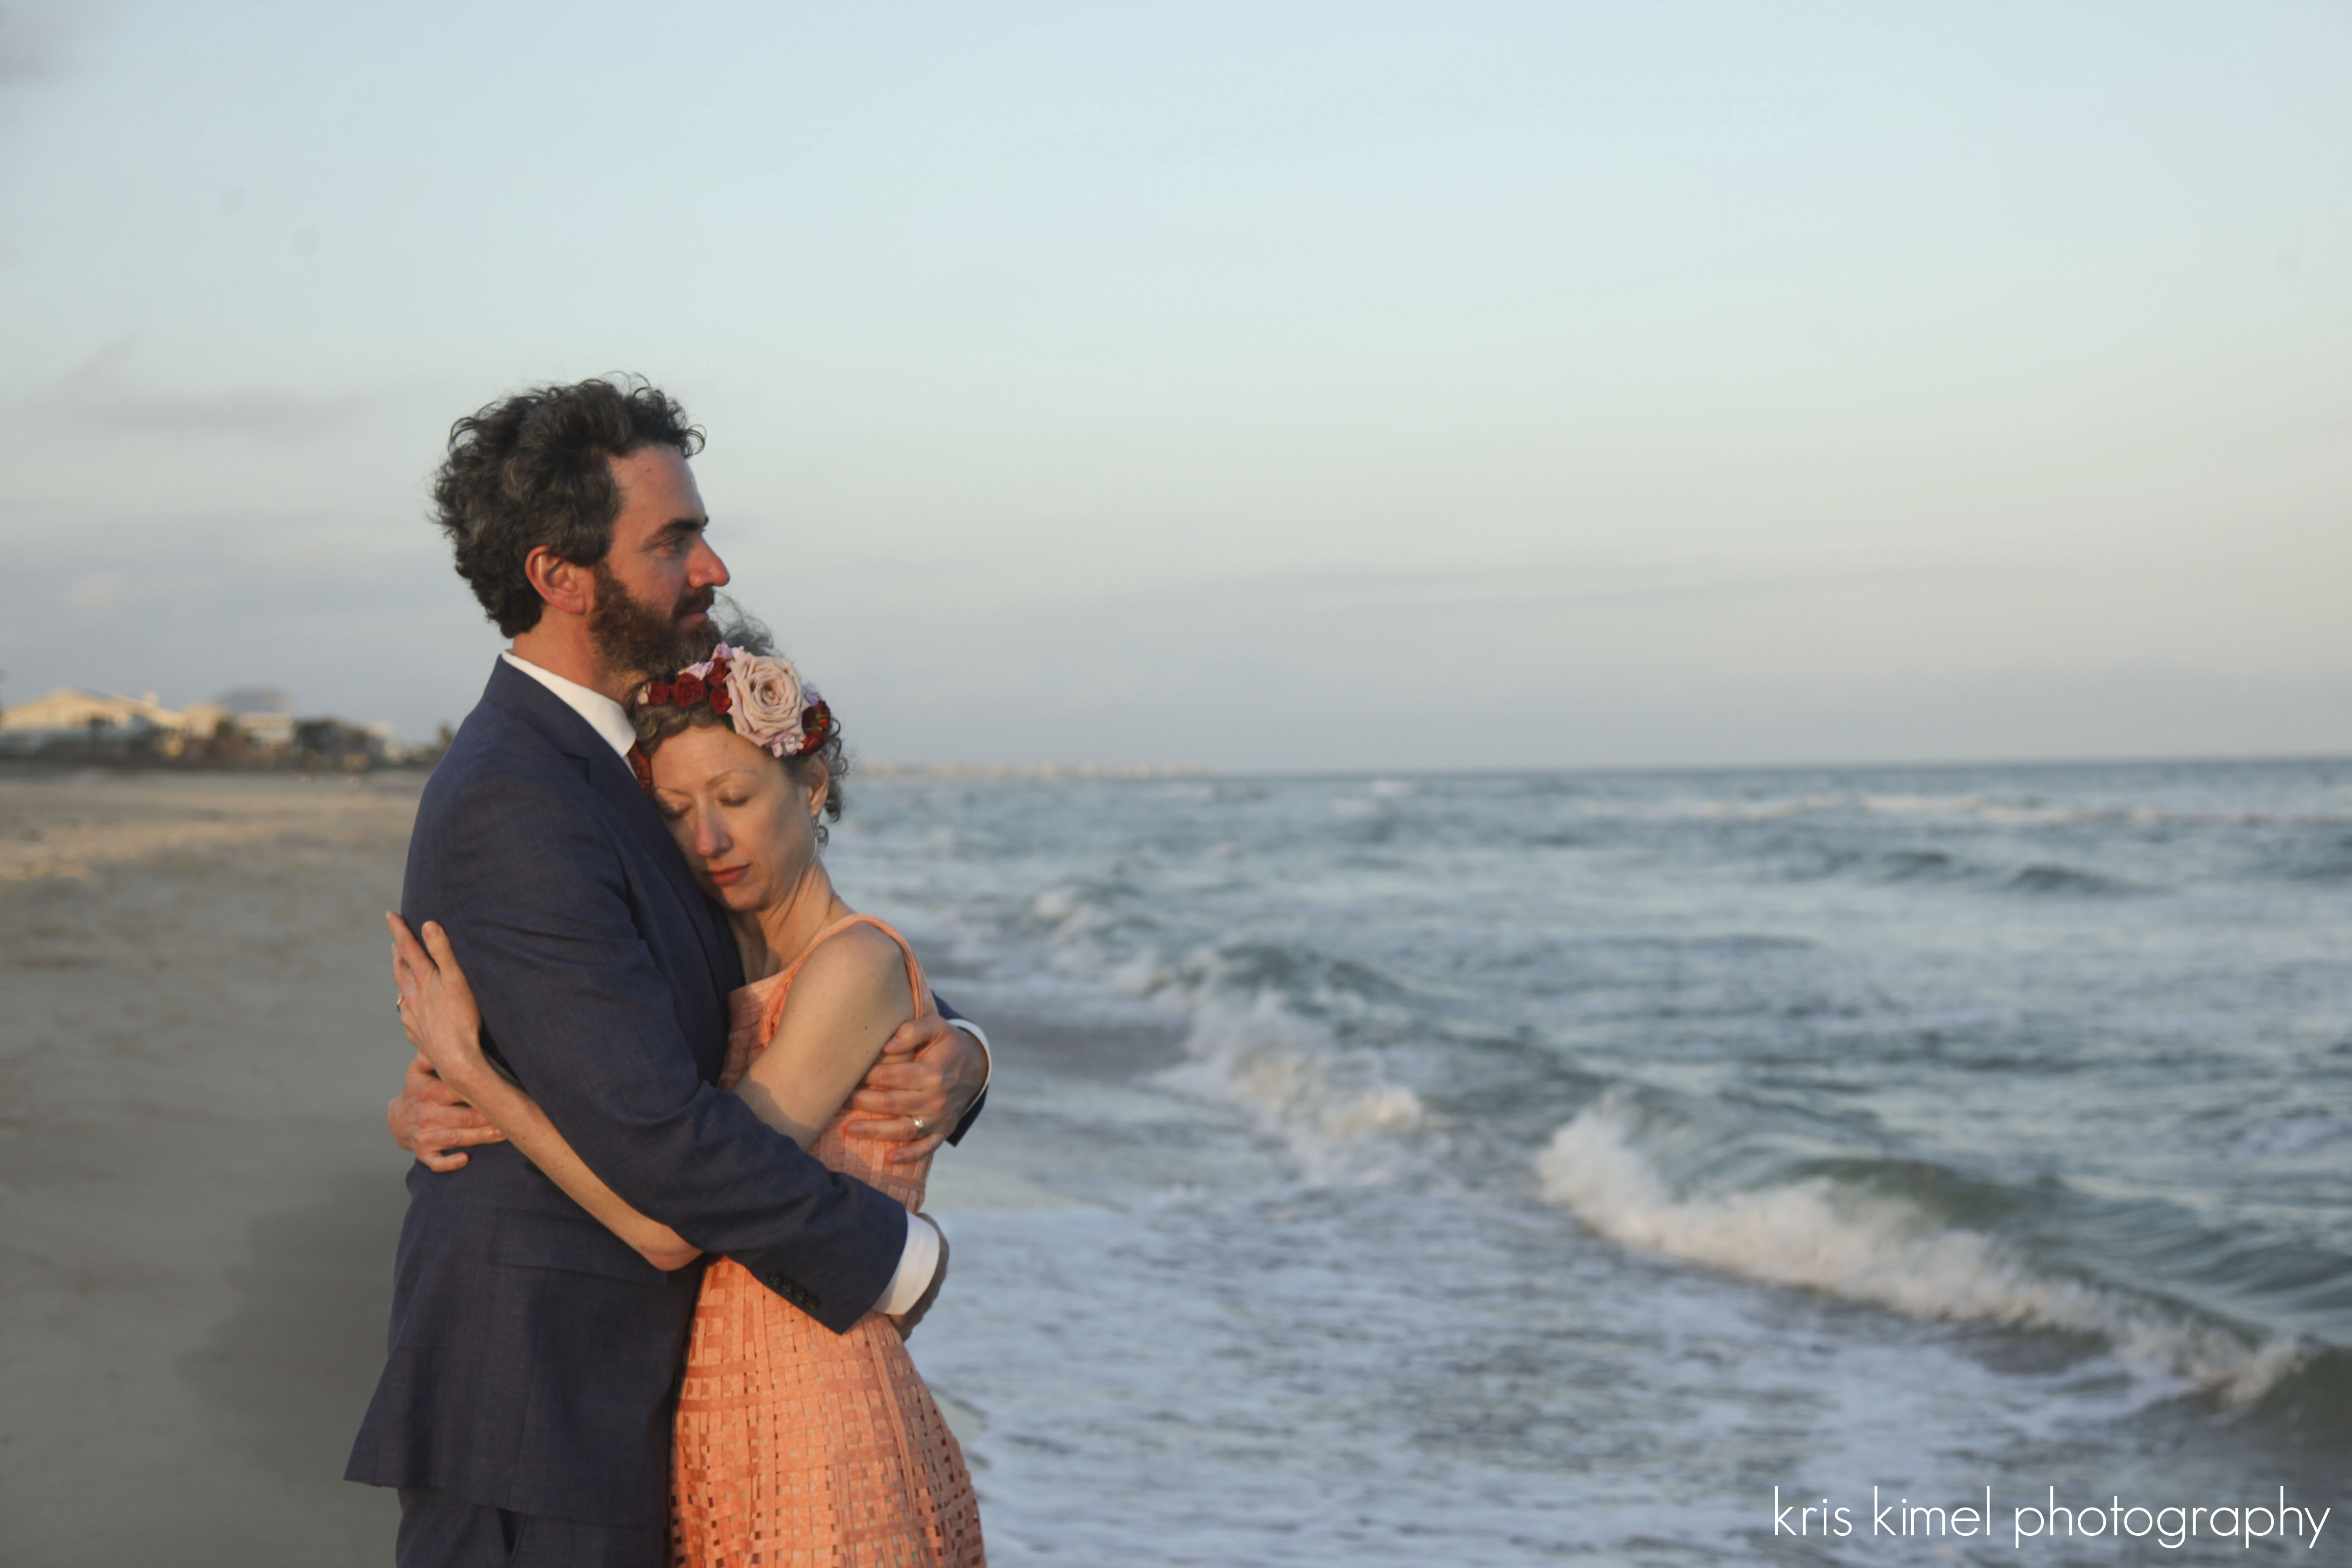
[1155,996,1426,1183]
[1536,1094,2306,1407]
[1024,878,1431,1182]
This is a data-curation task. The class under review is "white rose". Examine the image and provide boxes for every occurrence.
[724,654,805,755]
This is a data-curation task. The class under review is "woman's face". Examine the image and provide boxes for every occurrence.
[647,723,828,914]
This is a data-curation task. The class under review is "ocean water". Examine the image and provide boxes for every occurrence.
[826,760,2352,1565]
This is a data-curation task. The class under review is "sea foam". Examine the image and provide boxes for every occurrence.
[1536,1093,2304,1406]
[1155,995,1425,1182]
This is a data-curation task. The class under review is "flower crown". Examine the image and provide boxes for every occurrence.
[639,643,835,760]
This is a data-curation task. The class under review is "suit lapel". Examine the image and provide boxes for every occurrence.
[584,750,739,1007]
[484,662,739,1015]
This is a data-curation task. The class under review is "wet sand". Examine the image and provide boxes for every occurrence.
[0,769,420,1565]
[0,766,1066,1566]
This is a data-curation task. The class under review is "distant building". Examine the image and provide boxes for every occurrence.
[0,686,357,759]
[364,720,421,765]
[215,686,293,716]
[0,688,182,752]
[0,686,423,767]
[235,709,299,749]
[217,688,297,749]
[179,701,235,740]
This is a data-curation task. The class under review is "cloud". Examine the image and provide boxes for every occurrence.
[53,337,375,440]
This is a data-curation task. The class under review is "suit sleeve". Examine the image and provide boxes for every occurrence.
[430,773,905,1333]
[929,992,988,1146]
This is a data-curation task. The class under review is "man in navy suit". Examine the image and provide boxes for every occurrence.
[347,379,989,1567]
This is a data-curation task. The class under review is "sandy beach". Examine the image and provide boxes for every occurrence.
[0,770,423,1564]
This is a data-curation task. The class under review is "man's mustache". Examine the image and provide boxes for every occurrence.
[674,587,716,621]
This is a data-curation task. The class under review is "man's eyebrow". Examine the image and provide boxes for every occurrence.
[647,515,708,545]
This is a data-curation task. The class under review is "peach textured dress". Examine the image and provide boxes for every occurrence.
[670,915,985,1568]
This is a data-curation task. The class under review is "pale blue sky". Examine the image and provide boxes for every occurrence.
[2,1,2347,767]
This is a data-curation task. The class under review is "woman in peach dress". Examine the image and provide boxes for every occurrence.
[390,637,985,1568]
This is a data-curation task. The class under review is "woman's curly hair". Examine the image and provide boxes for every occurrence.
[631,611,849,843]
[432,376,704,636]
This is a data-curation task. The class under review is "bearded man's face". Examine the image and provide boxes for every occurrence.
[588,561,721,677]
[585,444,729,678]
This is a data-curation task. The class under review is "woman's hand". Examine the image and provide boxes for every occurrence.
[387,1051,506,1172]
[388,913,497,1106]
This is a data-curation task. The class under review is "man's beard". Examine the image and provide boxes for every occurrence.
[587,562,720,678]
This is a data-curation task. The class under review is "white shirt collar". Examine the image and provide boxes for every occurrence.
[500,651,636,759]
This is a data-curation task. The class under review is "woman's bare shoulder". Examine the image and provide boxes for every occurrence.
[784,921,916,1015]
[738,920,921,1139]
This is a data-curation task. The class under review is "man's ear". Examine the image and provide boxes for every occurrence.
[523,547,595,619]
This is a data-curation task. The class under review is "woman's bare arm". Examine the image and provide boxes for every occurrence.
[388,915,701,1272]
[733,923,919,1146]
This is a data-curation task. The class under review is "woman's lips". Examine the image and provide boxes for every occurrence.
[706,863,750,887]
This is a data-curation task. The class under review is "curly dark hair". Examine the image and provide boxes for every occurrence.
[432,376,706,636]
[631,612,850,843]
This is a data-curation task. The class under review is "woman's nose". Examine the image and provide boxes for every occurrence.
[696,815,731,859]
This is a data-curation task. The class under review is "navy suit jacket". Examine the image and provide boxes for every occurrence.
[346,659,965,1526]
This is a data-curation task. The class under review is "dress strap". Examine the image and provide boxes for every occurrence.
[762,914,932,1045]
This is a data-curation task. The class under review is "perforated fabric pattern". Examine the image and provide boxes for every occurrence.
[670,918,985,1567]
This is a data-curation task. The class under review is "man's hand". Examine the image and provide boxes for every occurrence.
[888,1217,949,1341]
[387,1051,507,1173]
[841,1015,988,1165]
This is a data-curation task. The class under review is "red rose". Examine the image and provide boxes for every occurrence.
[673,674,706,706]
[708,688,734,715]
[648,681,674,705]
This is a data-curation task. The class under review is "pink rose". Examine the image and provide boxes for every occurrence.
[723,654,806,756]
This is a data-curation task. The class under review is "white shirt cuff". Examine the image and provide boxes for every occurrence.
[875,1211,941,1316]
